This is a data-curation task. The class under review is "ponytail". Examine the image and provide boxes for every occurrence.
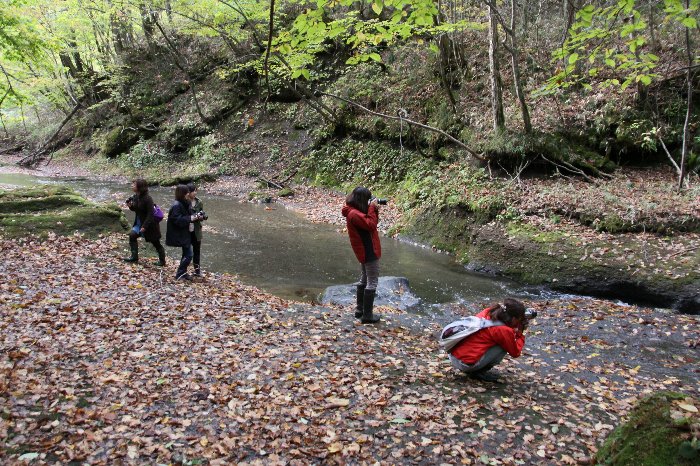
[487,298,526,324]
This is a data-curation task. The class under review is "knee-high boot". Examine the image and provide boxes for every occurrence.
[355,285,366,319]
[155,242,166,266]
[361,289,381,324]
[123,234,138,262]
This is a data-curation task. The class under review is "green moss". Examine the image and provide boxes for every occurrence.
[505,222,566,243]
[0,185,74,200]
[0,194,88,214]
[0,205,127,238]
[0,186,127,238]
[596,392,699,466]
[277,187,294,197]
[100,126,140,158]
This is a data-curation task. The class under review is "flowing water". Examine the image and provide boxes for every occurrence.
[2,172,549,307]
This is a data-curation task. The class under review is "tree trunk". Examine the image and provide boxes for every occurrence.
[153,19,209,124]
[140,3,158,44]
[679,0,694,190]
[509,0,531,132]
[438,35,458,110]
[264,0,276,96]
[0,113,8,138]
[434,4,457,111]
[488,5,505,131]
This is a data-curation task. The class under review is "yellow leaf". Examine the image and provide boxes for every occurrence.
[200,437,209,447]
[677,403,698,413]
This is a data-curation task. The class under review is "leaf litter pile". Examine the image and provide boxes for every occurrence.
[1,234,698,465]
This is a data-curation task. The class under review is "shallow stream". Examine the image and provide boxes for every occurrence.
[1,172,552,307]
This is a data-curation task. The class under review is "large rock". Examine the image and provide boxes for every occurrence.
[321,276,420,310]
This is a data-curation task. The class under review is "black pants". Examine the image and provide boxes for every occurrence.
[176,245,193,278]
[191,233,201,269]
[129,232,165,259]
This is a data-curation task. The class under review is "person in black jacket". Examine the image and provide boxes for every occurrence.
[123,179,166,266]
[187,183,206,277]
[166,184,196,280]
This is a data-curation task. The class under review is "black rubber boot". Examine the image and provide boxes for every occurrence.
[193,264,202,277]
[155,244,166,266]
[355,284,366,319]
[123,236,138,262]
[361,289,381,324]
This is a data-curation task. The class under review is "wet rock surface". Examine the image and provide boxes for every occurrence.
[321,276,421,310]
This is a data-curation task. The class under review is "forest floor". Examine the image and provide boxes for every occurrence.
[1,234,699,465]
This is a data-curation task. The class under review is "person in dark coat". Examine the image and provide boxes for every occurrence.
[341,186,382,324]
[187,183,206,277]
[166,184,195,280]
[123,179,166,266]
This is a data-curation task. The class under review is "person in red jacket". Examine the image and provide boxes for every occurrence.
[341,187,382,324]
[449,298,528,382]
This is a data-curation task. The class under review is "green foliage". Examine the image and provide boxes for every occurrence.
[267,0,479,82]
[302,138,430,187]
[117,139,172,170]
[539,0,699,95]
[277,187,294,197]
[0,0,46,106]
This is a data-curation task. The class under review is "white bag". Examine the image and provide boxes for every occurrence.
[439,316,504,352]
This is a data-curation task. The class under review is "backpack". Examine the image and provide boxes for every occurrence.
[153,204,164,223]
[438,317,504,353]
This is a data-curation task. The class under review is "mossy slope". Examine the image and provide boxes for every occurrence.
[596,392,700,466]
[0,186,127,238]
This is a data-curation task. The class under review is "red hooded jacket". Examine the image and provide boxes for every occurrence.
[450,308,525,365]
[341,203,381,263]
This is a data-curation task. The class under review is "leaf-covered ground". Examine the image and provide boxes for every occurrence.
[2,234,698,465]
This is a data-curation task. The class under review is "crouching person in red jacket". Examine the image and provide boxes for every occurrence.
[341,187,382,324]
[449,298,528,382]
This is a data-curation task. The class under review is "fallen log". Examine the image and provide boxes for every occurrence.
[18,101,82,167]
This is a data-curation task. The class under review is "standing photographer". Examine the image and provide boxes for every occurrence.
[123,179,166,266]
[448,298,530,382]
[187,183,206,277]
[166,184,197,281]
[341,187,382,324]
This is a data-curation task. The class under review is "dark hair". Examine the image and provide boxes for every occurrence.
[487,298,526,325]
[134,179,148,195]
[346,186,371,214]
[174,184,189,202]
[187,183,197,193]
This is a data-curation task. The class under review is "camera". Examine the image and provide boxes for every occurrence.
[125,195,136,205]
[195,210,208,221]
[369,197,388,206]
[524,309,538,319]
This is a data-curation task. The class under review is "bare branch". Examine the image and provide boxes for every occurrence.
[657,136,681,175]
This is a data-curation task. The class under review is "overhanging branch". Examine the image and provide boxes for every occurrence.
[319,92,485,161]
